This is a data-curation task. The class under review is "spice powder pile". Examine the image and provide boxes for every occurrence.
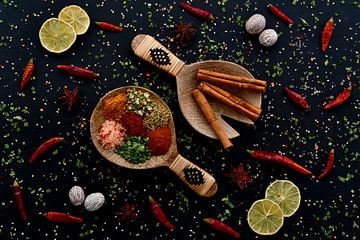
[102,93,127,121]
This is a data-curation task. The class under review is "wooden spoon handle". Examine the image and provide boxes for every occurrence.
[131,34,185,77]
[169,155,218,197]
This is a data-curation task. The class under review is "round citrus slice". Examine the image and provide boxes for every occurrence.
[265,180,301,217]
[247,199,284,235]
[58,5,90,35]
[39,18,77,53]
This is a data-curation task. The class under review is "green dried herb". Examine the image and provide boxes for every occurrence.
[143,100,171,130]
[126,89,153,116]
[116,136,151,164]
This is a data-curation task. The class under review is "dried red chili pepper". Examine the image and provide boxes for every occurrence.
[29,137,64,164]
[19,58,35,92]
[13,180,26,221]
[57,65,99,79]
[203,218,240,238]
[180,2,215,21]
[284,87,310,110]
[268,4,295,25]
[321,17,334,52]
[317,148,335,179]
[42,212,83,223]
[323,86,352,110]
[149,196,175,231]
[247,150,312,175]
[95,22,124,32]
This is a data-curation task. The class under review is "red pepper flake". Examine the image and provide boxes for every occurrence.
[95,22,124,32]
[203,218,240,238]
[57,65,99,79]
[224,163,253,190]
[180,2,215,21]
[323,86,352,110]
[121,112,145,136]
[268,3,295,25]
[13,180,27,221]
[58,86,79,112]
[149,196,175,231]
[284,87,310,110]
[42,212,83,223]
[18,58,35,92]
[321,17,334,52]
[317,148,335,179]
[29,137,64,164]
[247,150,312,175]
[147,128,172,156]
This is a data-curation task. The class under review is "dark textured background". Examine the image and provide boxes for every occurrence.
[0,0,359,239]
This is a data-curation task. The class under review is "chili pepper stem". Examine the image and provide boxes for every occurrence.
[247,150,255,155]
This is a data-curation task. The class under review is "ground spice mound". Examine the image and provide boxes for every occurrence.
[103,93,127,121]
[122,112,145,136]
[143,100,171,130]
[147,127,172,156]
[97,120,126,150]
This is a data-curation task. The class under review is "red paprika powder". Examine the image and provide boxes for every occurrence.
[122,112,146,136]
[147,128,172,156]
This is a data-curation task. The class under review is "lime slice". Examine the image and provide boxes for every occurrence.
[265,180,301,217]
[58,5,90,35]
[39,18,77,53]
[247,199,284,235]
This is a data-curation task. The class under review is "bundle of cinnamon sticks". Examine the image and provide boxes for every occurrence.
[192,69,267,149]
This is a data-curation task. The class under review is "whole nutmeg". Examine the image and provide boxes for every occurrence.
[259,29,278,47]
[68,186,85,206]
[84,193,105,211]
[245,14,266,35]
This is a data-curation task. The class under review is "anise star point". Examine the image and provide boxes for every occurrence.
[225,163,254,190]
[59,85,79,112]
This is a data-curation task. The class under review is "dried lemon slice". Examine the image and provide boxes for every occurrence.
[58,5,90,35]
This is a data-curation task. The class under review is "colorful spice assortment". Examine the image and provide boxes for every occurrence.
[102,93,127,121]
[58,86,79,112]
[321,17,334,52]
[29,137,64,164]
[19,58,35,92]
[57,65,99,79]
[95,22,123,32]
[13,180,26,221]
[317,148,335,179]
[147,128,172,156]
[149,196,175,231]
[97,120,126,150]
[284,87,310,110]
[247,150,312,175]
[180,2,214,21]
[115,136,151,164]
[323,86,352,110]
[268,3,295,25]
[42,212,83,223]
[203,218,240,238]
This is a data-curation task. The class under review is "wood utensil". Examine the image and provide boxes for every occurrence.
[90,86,217,197]
[131,34,262,139]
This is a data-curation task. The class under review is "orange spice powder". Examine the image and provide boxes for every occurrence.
[102,93,127,121]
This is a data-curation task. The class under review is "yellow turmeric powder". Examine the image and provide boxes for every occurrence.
[102,93,127,121]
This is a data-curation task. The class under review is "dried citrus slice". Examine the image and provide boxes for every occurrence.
[39,18,77,53]
[58,5,90,35]
[265,180,301,217]
[247,199,284,235]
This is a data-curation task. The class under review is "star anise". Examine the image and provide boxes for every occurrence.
[59,85,79,112]
[224,163,254,190]
[174,21,197,45]
[115,203,139,223]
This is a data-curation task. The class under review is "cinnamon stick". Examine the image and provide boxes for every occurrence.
[192,89,233,149]
[198,69,267,87]
[196,72,266,93]
[198,82,260,121]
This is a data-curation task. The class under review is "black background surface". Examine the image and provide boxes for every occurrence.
[0,0,359,239]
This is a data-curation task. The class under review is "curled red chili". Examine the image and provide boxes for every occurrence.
[203,218,240,238]
[43,212,83,223]
[95,22,124,32]
[13,180,27,221]
[323,86,352,110]
[268,3,295,25]
[180,2,215,21]
[317,148,335,179]
[284,87,310,110]
[57,65,99,79]
[29,137,64,164]
[149,196,175,231]
[19,58,35,92]
[247,150,312,175]
[321,17,334,52]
